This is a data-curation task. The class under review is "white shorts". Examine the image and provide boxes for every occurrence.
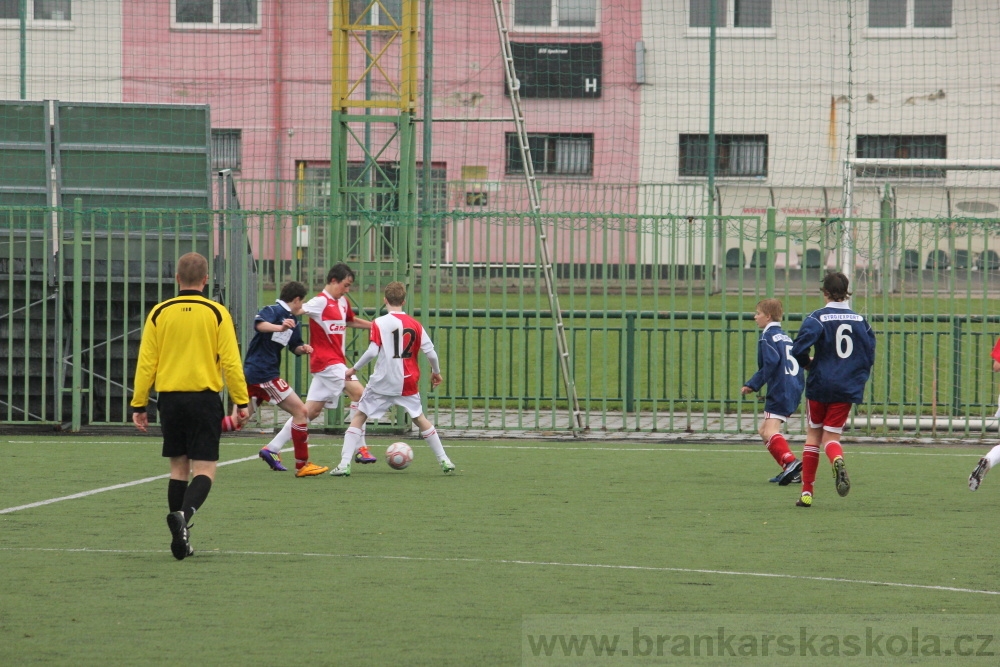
[762,411,788,422]
[357,388,424,421]
[305,364,347,405]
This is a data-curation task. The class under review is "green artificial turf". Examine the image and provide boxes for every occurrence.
[2,434,999,665]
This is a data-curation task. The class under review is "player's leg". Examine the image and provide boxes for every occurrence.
[761,414,799,484]
[276,389,327,477]
[330,410,371,476]
[819,402,851,498]
[412,410,454,473]
[345,379,376,464]
[164,393,222,560]
[969,443,1000,490]
[797,401,825,507]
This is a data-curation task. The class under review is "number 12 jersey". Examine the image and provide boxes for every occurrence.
[367,311,436,396]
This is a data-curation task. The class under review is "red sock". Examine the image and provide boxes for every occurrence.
[801,445,820,494]
[766,434,795,466]
[824,440,844,463]
[292,422,309,468]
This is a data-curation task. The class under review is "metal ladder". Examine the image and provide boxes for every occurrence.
[491,0,586,433]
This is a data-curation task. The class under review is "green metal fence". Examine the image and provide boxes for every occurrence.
[4,205,1000,438]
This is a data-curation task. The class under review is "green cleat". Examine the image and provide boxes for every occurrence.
[833,457,851,497]
[329,463,351,477]
[440,459,456,474]
[795,492,813,507]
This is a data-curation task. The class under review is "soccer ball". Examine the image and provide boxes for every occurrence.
[386,442,413,470]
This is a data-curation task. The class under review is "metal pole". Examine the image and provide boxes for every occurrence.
[71,198,83,431]
[706,0,717,219]
[421,0,434,315]
[19,0,27,99]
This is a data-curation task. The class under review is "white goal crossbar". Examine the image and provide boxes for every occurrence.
[841,158,1000,282]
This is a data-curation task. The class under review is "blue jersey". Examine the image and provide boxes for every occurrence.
[243,301,305,385]
[791,301,876,404]
[744,323,804,417]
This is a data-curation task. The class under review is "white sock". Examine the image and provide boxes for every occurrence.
[359,423,367,450]
[265,417,293,454]
[985,444,1000,468]
[421,426,448,461]
[341,427,363,467]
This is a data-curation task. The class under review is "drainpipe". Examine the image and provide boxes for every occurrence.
[273,0,284,210]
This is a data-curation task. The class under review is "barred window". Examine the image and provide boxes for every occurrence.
[679,134,768,178]
[211,129,242,171]
[505,133,593,176]
[856,135,947,178]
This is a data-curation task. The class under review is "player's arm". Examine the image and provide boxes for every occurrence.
[743,340,776,395]
[345,341,380,380]
[348,317,372,330]
[289,323,311,355]
[790,318,819,369]
[424,347,443,389]
[218,311,250,409]
[131,313,159,415]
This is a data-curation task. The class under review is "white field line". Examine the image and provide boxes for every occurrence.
[1,546,997,597]
[0,443,981,516]
[0,452,271,515]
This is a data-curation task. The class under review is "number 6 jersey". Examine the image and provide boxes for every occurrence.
[366,311,436,396]
[791,300,876,404]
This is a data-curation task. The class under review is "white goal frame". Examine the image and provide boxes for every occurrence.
[841,158,1000,285]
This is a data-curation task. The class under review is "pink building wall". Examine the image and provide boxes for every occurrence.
[122,1,642,264]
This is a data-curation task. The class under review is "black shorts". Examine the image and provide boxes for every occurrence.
[158,391,224,461]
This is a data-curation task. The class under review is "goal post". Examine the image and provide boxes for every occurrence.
[841,158,1000,285]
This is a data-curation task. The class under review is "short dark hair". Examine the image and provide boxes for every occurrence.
[326,263,355,285]
[822,272,851,301]
[279,281,308,303]
[384,281,406,306]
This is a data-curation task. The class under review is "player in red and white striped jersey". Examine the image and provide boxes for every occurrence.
[258,264,375,465]
[330,281,455,476]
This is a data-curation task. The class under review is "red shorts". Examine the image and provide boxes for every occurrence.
[807,400,852,433]
[247,378,294,406]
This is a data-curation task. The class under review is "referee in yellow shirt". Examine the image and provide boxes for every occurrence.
[131,252,250,560]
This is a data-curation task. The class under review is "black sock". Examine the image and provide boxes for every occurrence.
[181,475,213,523]
[168,479,188,513]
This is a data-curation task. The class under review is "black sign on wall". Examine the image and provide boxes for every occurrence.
[508,42,602,99]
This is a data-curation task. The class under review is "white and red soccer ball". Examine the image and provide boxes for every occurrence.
[386,442,413,470]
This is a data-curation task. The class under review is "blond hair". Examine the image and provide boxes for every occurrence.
[384,281,407,306]
[756,298,783,322]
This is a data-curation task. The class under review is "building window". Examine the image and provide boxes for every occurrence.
[174,0,258,28]
[514,0,597,29]
[349,0,402,26]
[0,0,71,20]
[679,134,768,178]
[211,129,242,171]
[856,135,946,178]
[690,0,772,28]
[869,0,951,28]
[505,133,593,176]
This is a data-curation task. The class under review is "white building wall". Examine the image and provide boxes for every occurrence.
[640,0,1000,228]
[0,1,122,102]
